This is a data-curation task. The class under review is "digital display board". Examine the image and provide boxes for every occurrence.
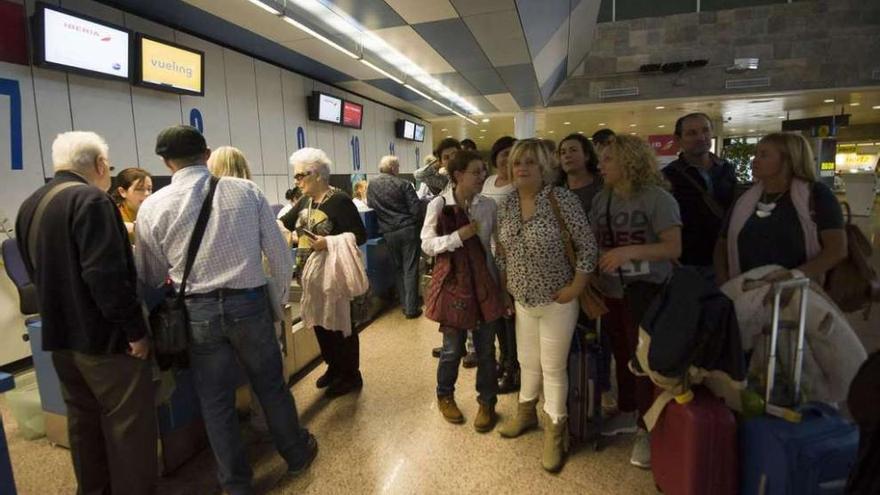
[341,100,363,129]
[34,3,131,80]
[136,34,204,96]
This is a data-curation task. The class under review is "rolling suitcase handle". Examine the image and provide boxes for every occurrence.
[764,276,810,421]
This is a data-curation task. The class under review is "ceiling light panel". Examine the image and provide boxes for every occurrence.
[282,0,482,117]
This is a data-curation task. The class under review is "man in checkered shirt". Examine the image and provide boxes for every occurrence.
[135,125,316,493]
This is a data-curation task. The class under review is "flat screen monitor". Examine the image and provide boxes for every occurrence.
[413,124,425,142]
[135,34,204,96]
[403,120,415,140]
[33,3,131,81]
[309,91,342,124]
[341,100,363,129]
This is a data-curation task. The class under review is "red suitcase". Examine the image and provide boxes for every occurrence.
[651,386,738,495]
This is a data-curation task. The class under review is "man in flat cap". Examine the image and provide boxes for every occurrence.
[136,125,317,494]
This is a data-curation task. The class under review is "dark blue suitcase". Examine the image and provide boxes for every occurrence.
[567,318,606,450]
[740,402,859,495]
[741,278,859,495]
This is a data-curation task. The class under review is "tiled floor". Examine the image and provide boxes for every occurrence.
[1,309,659,495]
[2,202,879,495]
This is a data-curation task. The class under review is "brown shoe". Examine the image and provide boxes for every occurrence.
[438,395,465,424]
[473,402,497,433]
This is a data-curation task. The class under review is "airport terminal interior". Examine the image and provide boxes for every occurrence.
[0,0,879,493]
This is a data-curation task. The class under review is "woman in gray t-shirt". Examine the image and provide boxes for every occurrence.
[589,135,682,470]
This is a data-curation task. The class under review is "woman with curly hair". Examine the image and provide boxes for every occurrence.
[589,135,682,470]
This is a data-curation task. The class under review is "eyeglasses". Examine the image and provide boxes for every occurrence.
[293,171,313,181]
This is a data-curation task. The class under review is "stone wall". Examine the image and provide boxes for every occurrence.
[551,0,880,106]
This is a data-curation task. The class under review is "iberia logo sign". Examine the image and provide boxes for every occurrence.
[63,21,111,41]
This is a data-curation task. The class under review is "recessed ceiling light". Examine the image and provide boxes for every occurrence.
[824,99,835,103]
[479,136,485,139]
[440,128,447,132]
[655,106,665,110]
[778,116,786,119]
[658,124,666,128]
[446,135,453,138]
[577,131,584,134]
[480,129,487,133]
[629,124,637,127]
[563,121,571,125]
[598,123,606,126]
[549,130,555,134]
[748,129,756,132]
[873,105,880,110]
[630,132,637,135]
[850,103,860,107]
[730,128,737,132]
[481,118,490,123]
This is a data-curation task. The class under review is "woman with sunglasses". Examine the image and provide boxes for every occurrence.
[279,148,367,399]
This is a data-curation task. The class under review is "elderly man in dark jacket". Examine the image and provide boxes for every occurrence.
[16,131,156,495]
[367,155,423,318]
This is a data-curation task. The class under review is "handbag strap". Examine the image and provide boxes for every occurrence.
[672,165,725,220]
[27,181,87,270]
[546,189,577,270]
[177,176,220,300]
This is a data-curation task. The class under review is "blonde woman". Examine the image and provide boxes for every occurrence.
[495,139,597,472]
[589,135,682,469]
[715,132,845,283]
[208,146,252,180]
[352,180,369,211]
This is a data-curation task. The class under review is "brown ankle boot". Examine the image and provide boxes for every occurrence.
[499,398,538,438]
[542,417,569,473]
[473,402,497,433]
[437,395,464,424]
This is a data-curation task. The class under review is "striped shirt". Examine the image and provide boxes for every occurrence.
[135,165,292,302]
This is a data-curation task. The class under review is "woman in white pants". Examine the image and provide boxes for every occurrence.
[495,139,598,472]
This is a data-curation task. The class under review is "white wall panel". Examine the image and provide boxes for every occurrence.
[68,75,138,166]
[361,101,379,175]
[175,31,231,150]
[254,61,286,176]
[223,50,262,168]
[0,64,50,220]
[280,70,308,163]
[30,67,72,173]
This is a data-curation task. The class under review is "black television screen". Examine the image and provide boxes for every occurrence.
[413,124,425,142]
[32,3,131,81]
[341,100,363,129]
[308,91,342,124]
[135,34,204,96]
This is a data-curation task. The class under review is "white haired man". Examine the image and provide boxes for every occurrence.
[15,131,156,494]
[279,147,367,398]
[366,155,423,319]
[135,125,317,494]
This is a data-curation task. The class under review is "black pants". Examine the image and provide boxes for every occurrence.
[384,225,422,316]
[314,325,360,381]
[52,350,157,495]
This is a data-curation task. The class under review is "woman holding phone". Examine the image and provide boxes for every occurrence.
[280,148,367,399]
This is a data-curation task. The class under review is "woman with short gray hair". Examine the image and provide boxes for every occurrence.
[279,148,368,398]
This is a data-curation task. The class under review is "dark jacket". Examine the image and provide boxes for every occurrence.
[15,172,147,354]
[662,154,736,266]
[640,266,745,381]
[365,173,420,233]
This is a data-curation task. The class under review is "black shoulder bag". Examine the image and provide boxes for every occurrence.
[149,176,219,354]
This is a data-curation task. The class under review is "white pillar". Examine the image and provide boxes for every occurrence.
[514,111,537,139]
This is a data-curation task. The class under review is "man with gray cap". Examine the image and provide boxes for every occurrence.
[136,125,317,493]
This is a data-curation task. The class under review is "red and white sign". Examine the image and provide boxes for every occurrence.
[342,101,363,128]
[43,7,129,77]
[648,135,680,156]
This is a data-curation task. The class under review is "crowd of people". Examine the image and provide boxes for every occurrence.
[14,111,854,493]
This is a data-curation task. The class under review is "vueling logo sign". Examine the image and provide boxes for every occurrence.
[150,59,194,79]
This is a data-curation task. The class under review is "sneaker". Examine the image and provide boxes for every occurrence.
[281,433,318,481]
[600,411,639,437]
[462,352,478,369]
[629,429,651,469]
[437,395,465,424]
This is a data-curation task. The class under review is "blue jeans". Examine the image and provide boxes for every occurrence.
[436,320,498,405]
[185,288,312,495]
[384,225,422,316]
